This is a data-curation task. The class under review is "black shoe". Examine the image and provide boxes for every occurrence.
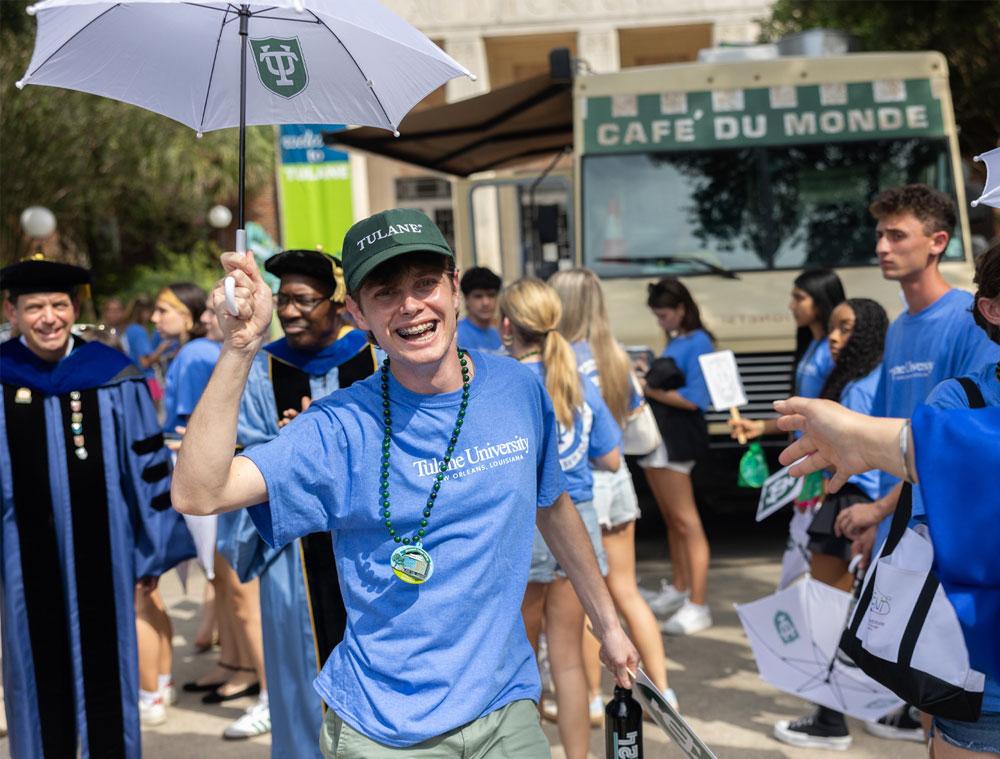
[774,711,852,751]
[202,682,261,704]
[864,705,925,742]
[182,679,226,693]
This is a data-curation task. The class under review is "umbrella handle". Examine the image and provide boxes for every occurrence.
[224,229,248,316]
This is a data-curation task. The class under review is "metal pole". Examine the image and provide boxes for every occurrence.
[238,4,250,230]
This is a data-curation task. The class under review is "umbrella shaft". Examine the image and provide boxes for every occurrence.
[238,4,250,230]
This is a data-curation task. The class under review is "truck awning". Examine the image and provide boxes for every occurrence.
[323,72,572,177]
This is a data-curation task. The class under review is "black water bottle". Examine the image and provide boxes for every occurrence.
[605,686,643,758]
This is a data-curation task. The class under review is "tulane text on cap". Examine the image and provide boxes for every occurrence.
[356,223,425,251]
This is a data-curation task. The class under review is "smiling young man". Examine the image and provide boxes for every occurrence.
[215,249,378,748]
[830,184,1000,743]
[0,259,193,759]
[173,209,637,757]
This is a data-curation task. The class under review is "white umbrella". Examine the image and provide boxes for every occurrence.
[735,577,903,722]
[18,0,474,307]
[970,147,1000,208]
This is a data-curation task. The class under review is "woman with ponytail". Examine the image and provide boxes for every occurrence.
[550,268,676,717]
[499,278,622,759]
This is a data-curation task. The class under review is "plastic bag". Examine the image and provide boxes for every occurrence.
[738,442,769,488]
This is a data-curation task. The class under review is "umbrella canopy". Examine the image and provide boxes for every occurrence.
[971,147,1000,208]
[735,577,903,722]
[325,71,572,176]
[20,0,471,135]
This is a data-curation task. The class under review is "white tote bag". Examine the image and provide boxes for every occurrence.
[840,485,985,721]
[622,373,660,456]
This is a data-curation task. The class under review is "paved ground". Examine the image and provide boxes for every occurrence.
[0,525,928,758]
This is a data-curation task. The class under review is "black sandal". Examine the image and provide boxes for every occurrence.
[201,681,261,704]
[181,661,238,693]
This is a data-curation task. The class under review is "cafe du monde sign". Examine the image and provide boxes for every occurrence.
[583,78,945,153]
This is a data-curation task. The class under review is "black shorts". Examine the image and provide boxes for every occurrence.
[807,482,870,563]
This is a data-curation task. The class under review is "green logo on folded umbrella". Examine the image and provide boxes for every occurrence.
[250,37,308,98]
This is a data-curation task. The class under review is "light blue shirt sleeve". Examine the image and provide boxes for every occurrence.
[173,341,220,421]
[836,371,881,500]
[237,354,281,449]
[244,405,351,548]
[535,381,568,508]
[666,330,714,410]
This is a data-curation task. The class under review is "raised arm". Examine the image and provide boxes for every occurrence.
[172,251,273,516]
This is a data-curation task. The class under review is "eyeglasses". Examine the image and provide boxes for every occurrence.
[274,293,331,313]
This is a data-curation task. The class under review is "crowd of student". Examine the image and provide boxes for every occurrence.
[0,181,997,758]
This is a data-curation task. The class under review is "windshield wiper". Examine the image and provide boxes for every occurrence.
[599,255,741,280]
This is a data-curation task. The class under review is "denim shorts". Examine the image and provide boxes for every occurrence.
[528,500,607,583]
[593,464,640,529]
[933,710,1000,754]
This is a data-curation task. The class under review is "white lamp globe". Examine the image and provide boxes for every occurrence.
[20,206,56,239]
[207,204,233,229]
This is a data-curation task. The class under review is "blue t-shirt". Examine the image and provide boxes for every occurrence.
[122,323,154,378]
[162,338,221,433]
[522,360,621,504]
[925,360,1000,712]
[572,340,642,412]
[661,329,714,410]
[796,337,834,399]
[873,289,1000,521]
[827,366,881,500]
[457,318,503,354]
[241,351,566,747]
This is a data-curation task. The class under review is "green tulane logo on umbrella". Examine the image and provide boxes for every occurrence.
[251,37,308,98]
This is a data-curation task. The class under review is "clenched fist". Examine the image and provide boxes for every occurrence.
[211,251,273,353]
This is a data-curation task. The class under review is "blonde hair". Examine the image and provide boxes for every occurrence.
[549,268,632,426]
[499,278,581,429]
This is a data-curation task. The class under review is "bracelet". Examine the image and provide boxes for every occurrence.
[899,419,916,484]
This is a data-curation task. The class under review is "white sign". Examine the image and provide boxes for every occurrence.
[756,460,807,522]
[632,668,718,759]
[697,350,747,411]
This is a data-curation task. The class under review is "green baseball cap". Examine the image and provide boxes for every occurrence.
[342,209,454,293]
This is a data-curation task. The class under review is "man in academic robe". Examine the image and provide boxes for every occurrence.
[0,259,195,759]
[216,249,377,749]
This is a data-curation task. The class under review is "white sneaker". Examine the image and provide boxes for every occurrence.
[160,681,177,706]
[643,580,689,616]
[661,601,712,636]
[223,699,271,740]
[589,695,604,727]
[138,695,167,726]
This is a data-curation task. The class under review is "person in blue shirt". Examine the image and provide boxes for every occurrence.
[499,277,621,759]
[832,184,1000,743]
[774,297,888,751]
[550,267,676,722]
[919,243,1000,756]
[216,248,378,749]
[457,266,503,353]
[171,209,638,757]
[774,393,1000,757]
[636,277,715,636]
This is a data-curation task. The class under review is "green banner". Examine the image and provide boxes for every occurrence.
[278,124,353,255]
[584,78,944,153]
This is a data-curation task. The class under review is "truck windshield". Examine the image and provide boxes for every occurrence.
[582,137,962,277]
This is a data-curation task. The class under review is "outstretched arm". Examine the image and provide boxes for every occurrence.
[172,251,274,516]
[537,493,639,687]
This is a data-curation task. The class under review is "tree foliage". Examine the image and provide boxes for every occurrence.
[758,0,1000,157]
[0,0,275,296]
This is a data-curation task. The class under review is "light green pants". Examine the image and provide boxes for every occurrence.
[319,699,551,759]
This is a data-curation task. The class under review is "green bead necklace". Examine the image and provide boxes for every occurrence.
[380,347,471,584]
[515,349,541,361]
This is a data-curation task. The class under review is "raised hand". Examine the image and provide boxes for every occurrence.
[211,251,273,352]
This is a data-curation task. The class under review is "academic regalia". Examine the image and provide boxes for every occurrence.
[0,338,196,759]
[913,404,1000,682]
[217,326,376,758]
